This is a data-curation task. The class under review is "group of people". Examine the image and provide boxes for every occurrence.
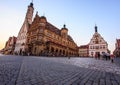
[95,52,115,63]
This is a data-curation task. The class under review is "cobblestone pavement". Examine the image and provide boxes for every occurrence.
[45,57,120,75]
[114,57,120,67]
[0,55,120,85]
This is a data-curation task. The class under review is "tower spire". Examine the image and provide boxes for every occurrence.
[64,24,66,28]
[25,1,34,24]
[30,0,33,7]
[95,24,98,33]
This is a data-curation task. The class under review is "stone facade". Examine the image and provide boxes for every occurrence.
[114,39,120,57]
[4,36,17,54]
[78,45,89,57]
[14,2,34,55]
[26,13,78,56]
[88,25,108,57]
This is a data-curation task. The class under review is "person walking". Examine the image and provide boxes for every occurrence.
[98,53,100,60]
[104,53,108,60]
[105,52,110,61]
[102,52,105,60]
[95,53,98,59]
[110,54,114,63]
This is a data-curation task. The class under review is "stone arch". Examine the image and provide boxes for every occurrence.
[63,50,65,56]
[59,49,62,56]
[69,52,71,56]
[56,48,58,53]
[51,47,54,53]
[66,51,68,56]
[72,52,74,56]
[55,48,58,56]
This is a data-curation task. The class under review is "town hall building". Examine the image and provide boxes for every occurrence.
[88,25,108,57]
[26,12,78,56]
[14,2,78,56]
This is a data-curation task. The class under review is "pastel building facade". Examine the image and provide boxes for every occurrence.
[14,2,34,55]
[88,25,108,57]
[78,45,89,57]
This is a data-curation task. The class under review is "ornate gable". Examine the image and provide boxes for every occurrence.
[89,32,107,45]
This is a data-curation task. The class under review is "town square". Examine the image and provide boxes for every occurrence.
[0,0,120,85]
[0,54,120,85]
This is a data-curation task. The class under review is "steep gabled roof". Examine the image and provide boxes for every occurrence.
[31,14,75,43]
[89,32,107,45]
[46,22,61,35]
[46,22,74,42]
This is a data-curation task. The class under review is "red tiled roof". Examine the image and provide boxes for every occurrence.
[32,15,75,42]
[46,22,61,35]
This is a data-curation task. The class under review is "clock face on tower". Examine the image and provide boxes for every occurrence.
[95,35,99,44]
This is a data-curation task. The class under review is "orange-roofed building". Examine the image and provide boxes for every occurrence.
[78,45,89,57]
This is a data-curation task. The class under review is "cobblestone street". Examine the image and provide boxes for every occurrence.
[0,55,120,85]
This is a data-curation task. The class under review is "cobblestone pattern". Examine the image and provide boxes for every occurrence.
[0,55,23,85]
[45,57,120,75]
[0,55,120,85]
[114,57,120,66]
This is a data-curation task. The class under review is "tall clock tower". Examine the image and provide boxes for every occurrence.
[26,2,34,24]
[14,2,34,55]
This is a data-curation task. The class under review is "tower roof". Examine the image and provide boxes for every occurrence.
[95,24,98,33]
[30,0,33,7]
[41,16,46,19]
[61,24,68,31]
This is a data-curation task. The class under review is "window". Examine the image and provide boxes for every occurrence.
[39,29,43,33]
[90,46,92,49]
[96,46,99,49]
[39,36,42,40]
[91,52,93,56]
[103,46,105,49]
[46,32,51,37]
[32,31,36,35]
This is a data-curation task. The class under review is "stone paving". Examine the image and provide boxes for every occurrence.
[45,57,120,75]
[114,57,120,67]
[0,55,120,85]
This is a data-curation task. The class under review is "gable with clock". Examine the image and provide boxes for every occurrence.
[88,25,108,57]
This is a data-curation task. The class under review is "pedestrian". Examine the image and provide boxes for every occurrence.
[68,56,70,59]
[95,53,98,59]
[105,52,110,61]
[28,52,30,56]
[98,53,100,60]
[108,53,110,60]
[102,52,105,60]
[110,54,114,63]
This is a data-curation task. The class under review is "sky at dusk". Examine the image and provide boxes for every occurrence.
[0,0,120,53]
